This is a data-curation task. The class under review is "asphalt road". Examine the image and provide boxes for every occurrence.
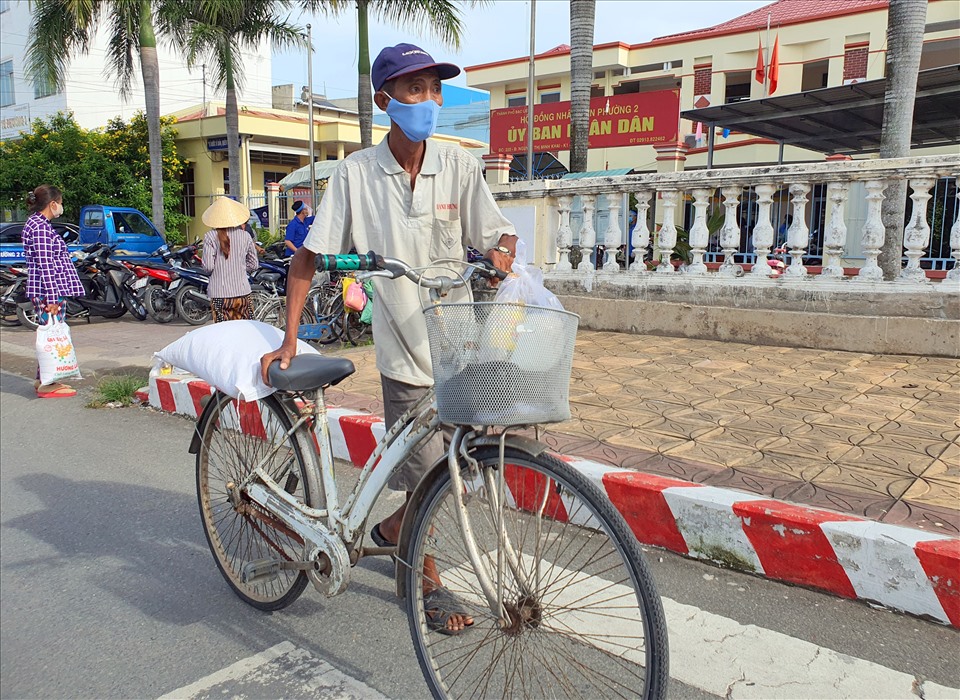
[1,369,957,700]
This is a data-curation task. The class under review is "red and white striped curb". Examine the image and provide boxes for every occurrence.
[139,375,960,628]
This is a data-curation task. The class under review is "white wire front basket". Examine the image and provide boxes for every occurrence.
[423,302,580,426]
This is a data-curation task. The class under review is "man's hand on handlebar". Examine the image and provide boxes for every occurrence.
[484,233,519,288]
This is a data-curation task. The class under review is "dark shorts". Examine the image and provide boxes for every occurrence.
[381,375,445,492]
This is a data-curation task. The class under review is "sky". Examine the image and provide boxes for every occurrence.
[271,0,772,100]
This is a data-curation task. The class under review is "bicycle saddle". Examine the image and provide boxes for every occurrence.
[268,354,355,392]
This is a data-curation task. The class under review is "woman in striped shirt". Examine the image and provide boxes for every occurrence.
[200,197,259,323]
[23,185,84,398]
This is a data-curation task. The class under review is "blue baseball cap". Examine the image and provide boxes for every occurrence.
[371,43,460,92]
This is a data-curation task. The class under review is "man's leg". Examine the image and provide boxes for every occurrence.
[376,376,472,632]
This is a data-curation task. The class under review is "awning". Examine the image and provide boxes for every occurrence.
[681,64,960,155]
[278,160,343,191]
[562,168,634,179]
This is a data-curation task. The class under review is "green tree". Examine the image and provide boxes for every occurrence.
[0,113,115,221]
[568,0,595,173]
[302,0,482,150]
[26,0,168,234]
[161,1,306,199]
[0,112,187,243]
[878,0,928,280]
[102,113,189,243]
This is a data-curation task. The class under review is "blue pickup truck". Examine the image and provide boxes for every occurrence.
[0,205,166,263]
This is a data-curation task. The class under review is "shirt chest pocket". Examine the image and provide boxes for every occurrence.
[429,218,463,261]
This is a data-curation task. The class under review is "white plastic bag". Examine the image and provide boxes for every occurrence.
[493,240,564,310]
[36,319,81,385]
[480,241,566,368]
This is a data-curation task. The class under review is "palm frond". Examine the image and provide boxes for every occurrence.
[369,0,478,50]
[104,0,142,96]
[24,0,102,91]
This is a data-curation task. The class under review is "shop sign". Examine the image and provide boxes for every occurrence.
[0,104,31,141]
[207,135,243,151]
[489,90,679,155]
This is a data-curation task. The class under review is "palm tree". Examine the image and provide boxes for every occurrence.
[26,0,167,233]
[568,0,595,173]
[878,0,927,280]
[302,0,481,149]
[162,1,307,200]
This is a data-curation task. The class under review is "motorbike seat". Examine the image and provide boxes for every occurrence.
[267,354,355,392]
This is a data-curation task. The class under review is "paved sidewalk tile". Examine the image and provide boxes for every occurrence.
[320,330,959,536]
[2,319,957,535]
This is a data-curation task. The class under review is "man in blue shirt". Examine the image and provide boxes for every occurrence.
[284,200,314,257]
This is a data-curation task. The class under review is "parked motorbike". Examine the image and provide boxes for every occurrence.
[127,245,201,323]
[0,264,28,327]
[171,262,211,326]
[15,242,147,329]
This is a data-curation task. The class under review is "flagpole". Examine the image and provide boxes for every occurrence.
[764,12,771,97]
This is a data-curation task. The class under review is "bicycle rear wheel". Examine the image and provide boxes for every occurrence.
[405,447,669,700]
[343,309,372,346]
[257,297,316,330]
[196,392,321,611]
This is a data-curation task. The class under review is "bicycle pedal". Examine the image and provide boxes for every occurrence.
[240,558,281,584]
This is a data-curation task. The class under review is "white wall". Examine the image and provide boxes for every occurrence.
[0,0,272,138]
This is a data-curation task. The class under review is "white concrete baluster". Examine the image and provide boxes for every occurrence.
[577,194,597,273]
[718,186,743,277]
[820,182,849,279]
[603,192,622,273]
[784,183,811,278]
[656,190,679,273]
[555,195,574,272]
[630,190,652,274]
[948,176,960,281]
[899,177,935,284]
[856,179,886,282]
[749,183,776,278]
[685,188,712,275]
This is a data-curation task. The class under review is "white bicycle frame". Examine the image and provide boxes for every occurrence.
[235,257,535,620]
[236,381,531,622]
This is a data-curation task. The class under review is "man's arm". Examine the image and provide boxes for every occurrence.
[260,245,315,384]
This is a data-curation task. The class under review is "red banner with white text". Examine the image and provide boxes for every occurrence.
[489,90,680,155]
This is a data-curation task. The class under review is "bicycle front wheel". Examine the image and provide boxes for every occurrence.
[196,392,321,611]
[406,447,669,700]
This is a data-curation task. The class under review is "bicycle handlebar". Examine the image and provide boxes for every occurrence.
[314,251,507,289]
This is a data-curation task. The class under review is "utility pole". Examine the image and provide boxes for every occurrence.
[307,24,317,211]
[526,0,536,181]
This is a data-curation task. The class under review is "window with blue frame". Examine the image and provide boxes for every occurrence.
[0,60,14,107]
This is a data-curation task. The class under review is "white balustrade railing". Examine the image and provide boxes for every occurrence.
[489,155,960,288]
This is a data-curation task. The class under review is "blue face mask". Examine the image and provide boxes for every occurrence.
[384,92,440,142]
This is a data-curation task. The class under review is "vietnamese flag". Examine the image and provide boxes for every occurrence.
[755,36,765,84]
[768,35,780,94]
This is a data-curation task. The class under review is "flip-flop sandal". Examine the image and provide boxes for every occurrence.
[37,384,76,399]
[370,523,397,548]
[423,587,475,636]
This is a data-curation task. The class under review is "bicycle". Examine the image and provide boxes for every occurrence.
[190,252,669,699]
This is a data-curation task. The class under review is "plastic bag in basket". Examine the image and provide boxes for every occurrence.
[480,240,565,367]
[494,240,564,310]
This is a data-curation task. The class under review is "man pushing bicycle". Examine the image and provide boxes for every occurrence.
[261,43,518,634]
